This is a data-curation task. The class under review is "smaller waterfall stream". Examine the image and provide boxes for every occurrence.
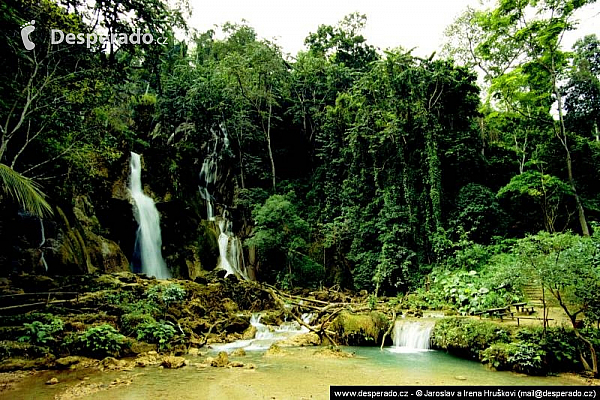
[198,124,247,279]
[213,313,314,352]
[216,213,247,279]
[389,320,434,353]
[129,152,171,279]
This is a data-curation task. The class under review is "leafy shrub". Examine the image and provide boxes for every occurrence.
[431,318,511,357]
[402,292,435,310]
[516,328,581,372]
[18,317,64,346]
[245,193,321,288]
[367,295,378,310]
[481,341,545,375]
[135,321,177,351]
[105,291,136,306]
[145,284,186,308]
[426,259,523,315]
[508,342,546,375]
[120,299,160,316]
[78,324,127,358]
[481,342,516,370]
[121,312,157,335]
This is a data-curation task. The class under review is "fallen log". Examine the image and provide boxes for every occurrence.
[380,309,397,350]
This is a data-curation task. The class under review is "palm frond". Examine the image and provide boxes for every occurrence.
[0,163,53,217]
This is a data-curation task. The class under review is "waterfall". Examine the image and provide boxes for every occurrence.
[129,152,171,279]
[198,127,223,221]
[216,211,247,279]
[199,156,217,221]
[39,218,48,272]
[212,313,315,352]
[390,320,434,353]
[198,124,247,279]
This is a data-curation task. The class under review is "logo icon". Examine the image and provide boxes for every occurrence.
[21,20,36,51]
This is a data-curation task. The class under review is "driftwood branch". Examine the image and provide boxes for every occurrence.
[0,291,80,299]
[198,319,226,348]
[0,297,78,312]
[260,283,383,348]
[380,309,397,350]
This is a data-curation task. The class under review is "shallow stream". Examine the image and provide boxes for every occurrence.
[5,345,581,400]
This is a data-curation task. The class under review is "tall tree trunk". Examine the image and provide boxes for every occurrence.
[266,100,276,190]
[565,150,590,236]
[554,288,598,377]
[542,284,547,333]
[570,317,598,377]
[553,83,590,236]
[424,124,442,233]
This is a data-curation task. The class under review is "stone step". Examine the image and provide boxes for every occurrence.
[521,285,558,306]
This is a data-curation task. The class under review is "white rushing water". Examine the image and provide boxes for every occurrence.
[213,313,314,352]
[129,152,171,279]
[389,320,434,353]
[198,125,247,279]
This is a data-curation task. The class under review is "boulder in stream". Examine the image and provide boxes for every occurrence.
[209,351,229,367]
[54,356,96,370]
[331,311,389,346]
[160,356,187,369]
[278,332,320,347]
[265,344,287,357]
[231,348,246,357]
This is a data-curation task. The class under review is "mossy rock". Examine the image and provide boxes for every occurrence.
[331,311,390,346]
[223,316,250,334]
[127,340,158,355]
[0,340,49,360]
[314,346,355,358]
[259,310,284,326]
[430,317,512,358]
[0,354,56,371]
[161,355,186,369]
[196,221,219,272]
[209,351,229,367]
[265,344,286,357]
[93,275,123,290]
[54,356,95,370]
[242,325,257,340]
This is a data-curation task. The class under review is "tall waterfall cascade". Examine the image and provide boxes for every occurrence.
[389,320,434,353]
[129,152,171,279]
[199,125,247,279]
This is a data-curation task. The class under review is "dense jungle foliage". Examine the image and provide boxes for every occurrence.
[1,0,599,316]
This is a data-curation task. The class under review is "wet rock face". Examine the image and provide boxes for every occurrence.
[223,316,250,334]
[43,197,130,275]
[10,274,57,292]
[241,325,257,340]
